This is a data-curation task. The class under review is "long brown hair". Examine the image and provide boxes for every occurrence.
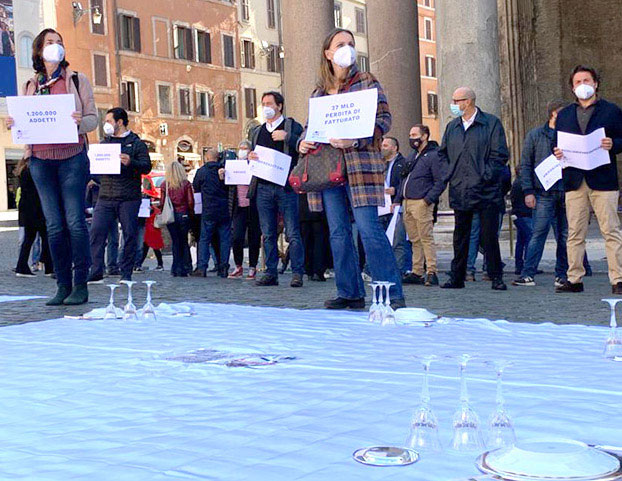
[316,28,355,93]
[32,28,70,74]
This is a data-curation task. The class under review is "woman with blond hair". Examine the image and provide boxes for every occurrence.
[160,161,194,277]
[298,28,405,310]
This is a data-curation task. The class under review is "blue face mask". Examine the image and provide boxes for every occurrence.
[450,103,464,117]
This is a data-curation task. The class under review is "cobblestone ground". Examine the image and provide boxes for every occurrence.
[0,225,617,327]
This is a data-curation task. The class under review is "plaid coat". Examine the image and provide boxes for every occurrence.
[303,66,392,212]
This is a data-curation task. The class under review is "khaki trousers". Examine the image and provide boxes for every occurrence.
[402,199,437,275]
[565,180,622,284]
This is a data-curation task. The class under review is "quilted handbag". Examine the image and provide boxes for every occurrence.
[288,144,347,193]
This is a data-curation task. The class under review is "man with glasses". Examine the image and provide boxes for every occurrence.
[439,87,510,290]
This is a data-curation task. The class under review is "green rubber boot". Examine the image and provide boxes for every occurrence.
[62,283,89,306]
[46,284,72,306]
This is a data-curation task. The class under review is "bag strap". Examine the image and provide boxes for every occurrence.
[72,72,80,92]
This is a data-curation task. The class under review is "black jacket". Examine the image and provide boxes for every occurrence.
[520,122,562,194]
[193,162,229,220]
[385,153,406,203]
[99,131,152,201]
[555,98,622,192]
[439,109,510,211]
[18,166,45,227]
[511,177,532,217]
[396,141,447,205]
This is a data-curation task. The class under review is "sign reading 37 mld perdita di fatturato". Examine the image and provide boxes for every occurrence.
[7,94,78,144]
[304,88,378,144]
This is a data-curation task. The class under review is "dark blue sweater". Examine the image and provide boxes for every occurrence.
[192,162,229,219]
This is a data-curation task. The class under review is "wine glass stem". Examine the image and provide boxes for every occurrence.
[385,287,391,307]
[495,371,504,409]
[128,287,133,305]
[146,285,152,304]
[109,290,114,305]
[459,363,469,405]
[610,304,618,329]
[421,363,431,406]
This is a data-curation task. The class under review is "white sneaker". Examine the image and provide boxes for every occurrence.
[361,272,372,282]
[554,277,566,288]
[512,276,535,286]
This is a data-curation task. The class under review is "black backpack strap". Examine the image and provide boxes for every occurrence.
[72,71,80,92]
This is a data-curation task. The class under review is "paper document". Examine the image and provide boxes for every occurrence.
[224,159,252,185]
[385,208,400,246]
[558,128,610,171]
[305,88,378,143]
[193,193,202,215]
[138,199,151,218]
[7,94,78,145]
[377,193,392,217]
[535,154,563,191]
[88,144,121,175]
[249,146,292,187]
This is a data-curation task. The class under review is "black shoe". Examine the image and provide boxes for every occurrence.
[310,273,326,282]
[120,276,131,282]
[255,274,279,286]
[555,281,584,293]
[45,285,72,306]
[15,268,36,278]
[585,267,593,277]
[208,266,218,273]
[62,283,89,305]
[390,298,407,310]
[536,269,544,275]
[612,282,622,295]
[403,272,425,285]
[440,279,465,289]
[217,264,230,278]
[291,273,303,288]
[191,268,206,277]
[491,279,507,291]
[425,273,439,287]
[106,268,121,276]
[324,297,366,310]
[87,273,104,284]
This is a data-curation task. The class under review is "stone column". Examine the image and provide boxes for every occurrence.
[366,0,421,145]
[437,0,502,130]
[280,0,334,123]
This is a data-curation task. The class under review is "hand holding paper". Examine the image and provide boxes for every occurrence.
[88,144,121,175]
[557,128,610,170]
[248,146,292,187]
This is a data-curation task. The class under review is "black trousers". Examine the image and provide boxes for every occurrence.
[301,220,328,276]
[17,222,52,273]
[141,244,163,267]
[452,204,503,282]
[231,205,261,268]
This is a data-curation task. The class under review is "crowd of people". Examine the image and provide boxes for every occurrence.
[7,27,622,308]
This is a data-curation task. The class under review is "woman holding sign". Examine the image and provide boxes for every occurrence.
[298,28,405,310]
[5,28,97,306]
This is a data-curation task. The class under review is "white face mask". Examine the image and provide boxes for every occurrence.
[574,84,596,100]
[263,106,276,120]
[103,122,115,137]
[43,43,65,63]
[237,149,249,160]
[332,45,356,68]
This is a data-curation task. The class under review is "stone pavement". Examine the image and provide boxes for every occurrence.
[0,224,618,327]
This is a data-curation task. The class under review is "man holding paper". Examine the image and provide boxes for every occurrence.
[553,65,622,295]
[247,91,305,288]
[87,107,151,284]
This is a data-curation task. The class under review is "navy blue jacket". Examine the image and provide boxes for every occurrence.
[439,109,510,211]
[556,99,622,192]
[192,162,229,220]
[520,122,562,194]
[385,153,406,203]
[395,141,447,205]
[511,177,532,217]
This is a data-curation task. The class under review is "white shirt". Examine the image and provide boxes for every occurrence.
[462,108,479,131]
[266,115,284,133]
[385,154,398,188]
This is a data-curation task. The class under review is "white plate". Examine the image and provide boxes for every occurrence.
[352,446,419,467]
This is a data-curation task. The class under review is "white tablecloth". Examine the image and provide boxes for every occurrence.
[1,302,620,480]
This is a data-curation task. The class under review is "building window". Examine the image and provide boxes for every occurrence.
[266,0,276,29]
[424,18,433,41]
[158,84,172,115]
[357,55,369,73]
[423,0,432,7]
[223,34,235,67]
[119,14,141,52]
[241,0,250,21]
[425,55,436,78]
[334,3,342,28]
[174,25,193,61]
[91,0,105,35]
[179,87,191,116]
[93,54,108,87]
[197,91,214,117]
[266,45,281,73]
[355,8,366,34]
[224,93,237,120]
[241,39,255,69]
[121,80,139,112]
[245,88,257,119]
[427,92,438,115]
[197,30,212,64]
[18,35,33,68]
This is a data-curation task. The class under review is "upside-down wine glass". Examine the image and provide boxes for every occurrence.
[407,354,442,452]
[602,298,622,361]
[451,354,486,453]
[120,280,138,321]
[368,282,383,324]
[103,284,120,320]
[485,360,516,449]
[141,281,157,322]
[380,282,397,327]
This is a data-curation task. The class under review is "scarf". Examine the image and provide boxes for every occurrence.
[35,65,63,95]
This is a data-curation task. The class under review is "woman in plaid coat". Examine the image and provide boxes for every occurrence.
[298,28,405,310]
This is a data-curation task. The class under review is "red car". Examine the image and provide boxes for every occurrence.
[142,171,165,199]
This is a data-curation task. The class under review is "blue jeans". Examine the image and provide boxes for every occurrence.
[107,221,119,271]
[513,216,533,274]
[256,183,304,277]
[198,215,232,271]
[30,151,91,287]
[167,212,191,276]
[521,191,568,279]
[467,212,481,273]
[117,219,145,268]
[322,184,404,301]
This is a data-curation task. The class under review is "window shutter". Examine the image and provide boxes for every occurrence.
[186,28,193,61]
[120,82,129,110]
[133,17,141,52]
[205,33,212,63]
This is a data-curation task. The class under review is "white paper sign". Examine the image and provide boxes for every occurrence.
[305,88,378,143]
[87,144,121,175]
[249,146,292,187]
[385,208,400,246]
[7,94,78,145]
[558,128,610,171]
[193,193,202,215]
[224,159,252,185]
[138,199,151,218]
[377,193,392,217]
[535,154,563,191]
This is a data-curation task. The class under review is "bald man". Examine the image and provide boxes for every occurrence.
[439,87,510,290]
